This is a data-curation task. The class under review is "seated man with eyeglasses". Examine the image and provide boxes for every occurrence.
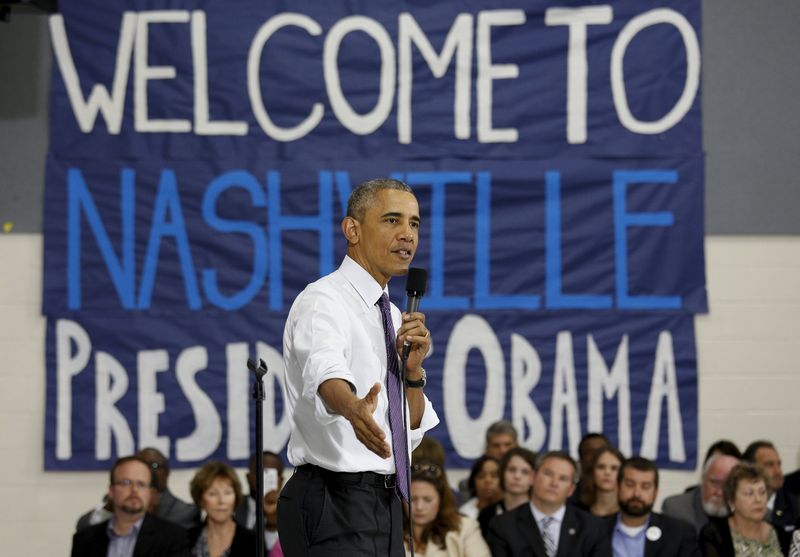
[76,448,200,532]
[71,455,190,557]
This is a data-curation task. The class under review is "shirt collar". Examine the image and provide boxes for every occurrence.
[531,502,567,525]
[107,515,144,538]
[340,255,389,309]
[615,513,649,538]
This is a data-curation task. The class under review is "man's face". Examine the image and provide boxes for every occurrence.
[580,437,608,471]
[532,457,576,510]
[109,461,153,518]
[702,455,739,517]
[486,433,517,460]
[344,189,419,287]
[618,467,657,518]
[753,447,783,491]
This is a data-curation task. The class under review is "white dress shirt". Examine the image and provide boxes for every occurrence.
[531,503,567,552]
[282,256,439,473]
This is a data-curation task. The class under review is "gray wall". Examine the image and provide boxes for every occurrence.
[1,1,799,234]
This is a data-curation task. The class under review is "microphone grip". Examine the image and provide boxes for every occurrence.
[401,295,421,360]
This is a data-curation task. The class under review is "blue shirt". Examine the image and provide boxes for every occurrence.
[612,515,647,557]
[106,516,144,557]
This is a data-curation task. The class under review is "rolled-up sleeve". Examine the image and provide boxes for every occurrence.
[409,395,439,450]
[290,291,357,425]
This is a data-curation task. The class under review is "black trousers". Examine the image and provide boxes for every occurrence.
[277,464,405,557]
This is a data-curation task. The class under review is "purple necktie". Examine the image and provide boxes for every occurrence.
[376,293,410,501]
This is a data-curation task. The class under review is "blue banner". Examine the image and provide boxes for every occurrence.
[44,0,705,470]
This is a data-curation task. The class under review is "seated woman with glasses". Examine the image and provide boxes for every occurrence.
[699,462,785,557]
[188,461,256,557]
[406,461,490,557]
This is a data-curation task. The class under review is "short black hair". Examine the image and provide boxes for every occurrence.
[742,440,776,463]
[578,433,610,459]
[346,178,413,221]
[618,456,659,488]
[249,451,284,474]
[703,440,741,463]
[466,455,499,498]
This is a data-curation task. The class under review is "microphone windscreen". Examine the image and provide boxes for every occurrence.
[405,267,427,297]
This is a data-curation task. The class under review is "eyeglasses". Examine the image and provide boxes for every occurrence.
[113,479,151,490]
[411,463,443,478]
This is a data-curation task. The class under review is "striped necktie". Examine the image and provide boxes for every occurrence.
[376,293,409,501]
[541,516,557,557]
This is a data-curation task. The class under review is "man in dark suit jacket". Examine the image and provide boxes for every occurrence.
[71,455,189,557]
[487,451,611,557]
[608,457,699,557]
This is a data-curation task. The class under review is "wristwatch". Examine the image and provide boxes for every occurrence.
[405,367,426,388]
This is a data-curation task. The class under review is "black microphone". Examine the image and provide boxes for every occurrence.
[401,267,427,361]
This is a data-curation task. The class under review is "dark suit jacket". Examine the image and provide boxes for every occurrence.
[70,513,189,557]
[699,517,788,557]
[188,521,257,557]
[487,503,612,557]
[770,487,799,554]
[605,512,700,557]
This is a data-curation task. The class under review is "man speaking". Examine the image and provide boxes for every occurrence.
[278,178,440,556]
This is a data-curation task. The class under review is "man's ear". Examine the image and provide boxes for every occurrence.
[342,217,360,245]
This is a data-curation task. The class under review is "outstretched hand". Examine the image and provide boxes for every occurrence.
[344,382,391,459]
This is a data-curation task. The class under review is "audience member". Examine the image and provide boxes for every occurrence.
[569,433,612,507]
[486,451,611,557]
[580,447,624,518]
[70,455,190,557]
[484,421,519,461]
[681,440,742,494]
[406,461,490,557]
[459,456,502,519]
[138,448,202,530]
[699,463,784,557]
[478,447,537,538]
[607,457,699,557]
[662,453,740,534]
[743,439,798,550]
[233,451,284,556]
[459,421,519,503]
[188,461,256,557]
[76,448,200,532]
